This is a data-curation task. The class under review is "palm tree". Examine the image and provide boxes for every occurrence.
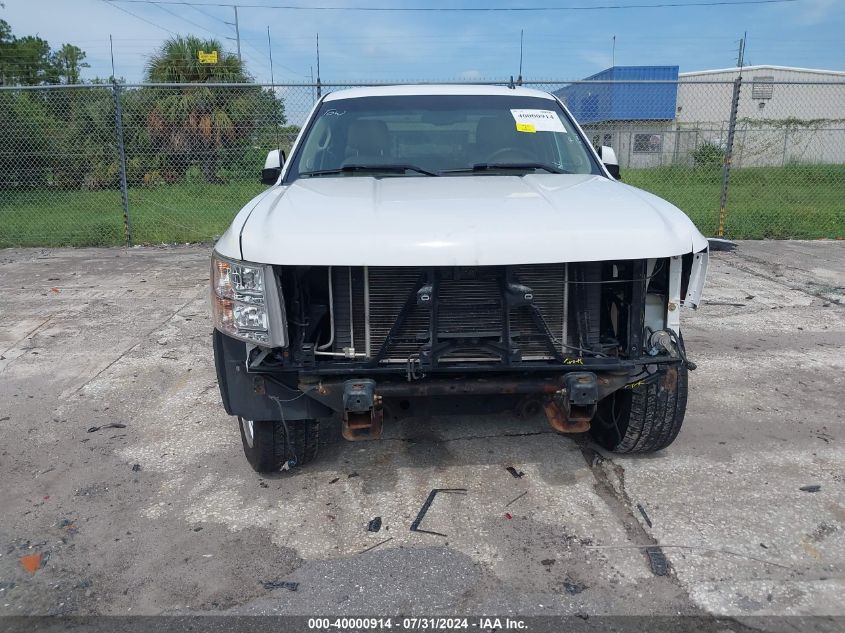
[144,36,247,84]
[142,36,259,182]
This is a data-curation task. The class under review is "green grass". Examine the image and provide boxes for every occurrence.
[0,180,265,248]
[1,165,843,247]
[624,164,845,239]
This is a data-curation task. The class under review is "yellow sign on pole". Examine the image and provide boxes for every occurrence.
[198,50,219,64]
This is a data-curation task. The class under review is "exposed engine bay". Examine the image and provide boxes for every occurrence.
[220,253,705,439]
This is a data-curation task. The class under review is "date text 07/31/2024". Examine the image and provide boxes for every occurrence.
[307,617,528,631]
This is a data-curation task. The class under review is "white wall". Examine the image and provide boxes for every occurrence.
[677,66,845,124]
[674,66,845,166]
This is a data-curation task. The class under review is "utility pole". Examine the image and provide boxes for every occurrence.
[224,5,242,63]
[316,32,321,98]
[612,35,616,67]
[517,30,523,85]
[717,33,746,237]
[234,7,241,63]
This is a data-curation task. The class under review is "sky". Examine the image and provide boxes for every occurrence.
[2,0,844,86]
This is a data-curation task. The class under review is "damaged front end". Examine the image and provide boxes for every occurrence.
[213,251,708,439]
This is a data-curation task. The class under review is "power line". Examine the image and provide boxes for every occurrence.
[100,0,177,34]
[241,38,307,77]
[77,2,303,80]
[103,0,801,13]
[152,2,223,36]
[32,34,840,45]
[100,0,275,78]
[113,0,243,61]
[184,2,229,23]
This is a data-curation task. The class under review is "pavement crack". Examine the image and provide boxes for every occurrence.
[0,315,54,373]
[70,288,205,396]
[726,254,845,307]
[578,441,693,589]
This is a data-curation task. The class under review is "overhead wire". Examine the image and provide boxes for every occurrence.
[99,0,272,80]
[109,0,308,79]
[148,0,270,76]
[49,0,829,82]
[152,2,224,36]
[184,2,230,23]
[99,0,177,35]
[104,0,800,13]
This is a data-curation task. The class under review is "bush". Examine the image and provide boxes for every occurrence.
[0,91,53,189]
[183,165,206,185]
[691,142,724,168]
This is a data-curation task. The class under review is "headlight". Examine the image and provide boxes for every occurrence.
[211,253,287,347]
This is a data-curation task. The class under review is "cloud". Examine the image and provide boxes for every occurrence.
[578,51,613,73]
[795,0,836,25]
[2,0,840,83]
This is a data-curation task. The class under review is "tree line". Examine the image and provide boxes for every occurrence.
[0,19,89,85]
[1,23,296,190]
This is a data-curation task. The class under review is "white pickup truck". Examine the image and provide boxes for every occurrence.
[210,85,708,473]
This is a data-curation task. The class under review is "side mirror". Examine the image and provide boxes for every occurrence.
[261,149,285,185]
[598,145,621,180]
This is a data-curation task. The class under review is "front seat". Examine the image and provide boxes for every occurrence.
[344,119,392,164]
[475,116,522,158]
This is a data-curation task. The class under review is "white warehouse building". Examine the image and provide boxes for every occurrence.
[676,65,845,167]
[556,65,845,169]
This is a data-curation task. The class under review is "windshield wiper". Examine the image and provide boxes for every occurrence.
[300,164,440,177]
[443,162,568,175]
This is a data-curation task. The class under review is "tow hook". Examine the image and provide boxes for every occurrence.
[341,379,384,441]
[543,372,598,434]
[649,329,697,370]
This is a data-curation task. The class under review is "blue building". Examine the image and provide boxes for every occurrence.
[554,66,679,124]
[554,66,682,167]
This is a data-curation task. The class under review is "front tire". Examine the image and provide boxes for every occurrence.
[238,417,319,473]
[589,363,688,454]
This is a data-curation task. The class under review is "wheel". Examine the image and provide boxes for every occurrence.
[238,417,319,473]
[589,363,688,453]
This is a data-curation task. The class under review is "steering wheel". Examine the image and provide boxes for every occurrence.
[485,147,536,163]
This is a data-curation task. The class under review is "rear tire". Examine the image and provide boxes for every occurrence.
[238,417,319,473]
[590,363,688,454]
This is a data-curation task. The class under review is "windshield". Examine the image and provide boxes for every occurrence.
[285,94,601,181]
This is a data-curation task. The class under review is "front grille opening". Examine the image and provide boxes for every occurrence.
[284,260,660,367]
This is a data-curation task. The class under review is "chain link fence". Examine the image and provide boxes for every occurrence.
[1,79,843,247]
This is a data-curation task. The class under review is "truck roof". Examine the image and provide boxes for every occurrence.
[323,84,557,102]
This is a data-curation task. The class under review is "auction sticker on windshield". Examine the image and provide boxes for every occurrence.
[510,109,566,133]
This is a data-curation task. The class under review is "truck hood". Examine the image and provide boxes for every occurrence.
[224,174,708,266]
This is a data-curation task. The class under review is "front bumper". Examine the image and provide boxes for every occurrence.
[214,330,333,422]
[214,329,682,433]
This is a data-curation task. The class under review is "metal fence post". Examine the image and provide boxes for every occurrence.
[782,127,789,166]
[717,74,742,238]
[111,82,133,247]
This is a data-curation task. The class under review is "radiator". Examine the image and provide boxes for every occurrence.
[330,264,601,363]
